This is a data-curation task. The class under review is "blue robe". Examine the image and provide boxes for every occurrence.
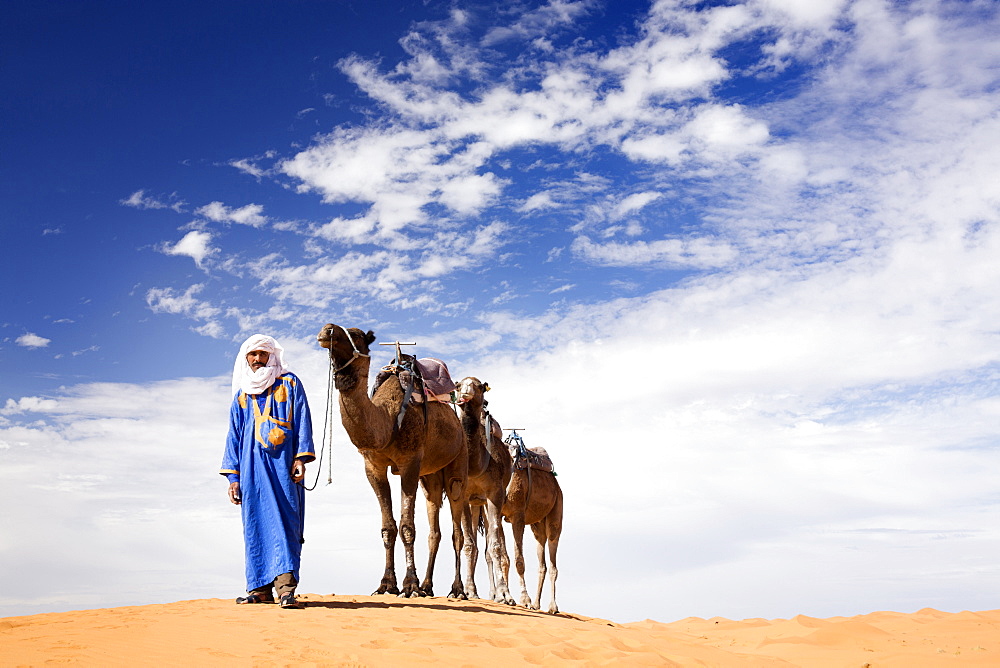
[220,373,315,591]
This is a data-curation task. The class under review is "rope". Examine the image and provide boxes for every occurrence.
[301,338,336,491]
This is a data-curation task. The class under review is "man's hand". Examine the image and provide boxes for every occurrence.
[291,458,306,483]
[228,481,241,505]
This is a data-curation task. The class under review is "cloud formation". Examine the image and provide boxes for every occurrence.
[15,333,51,349]
[121,189,186,212]
[160,231,217,269]
[195,202,268,228]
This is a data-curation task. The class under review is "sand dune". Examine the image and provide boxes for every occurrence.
[2,596,998,666]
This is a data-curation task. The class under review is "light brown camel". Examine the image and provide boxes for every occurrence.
[502,430,563,614]
[454,376,514,604]
[316,324,469,598]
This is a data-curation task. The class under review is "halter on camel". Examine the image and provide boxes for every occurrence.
[303,324,373,491]
[453,380,499,457]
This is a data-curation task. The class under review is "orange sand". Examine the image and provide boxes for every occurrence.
[2,596,998,666]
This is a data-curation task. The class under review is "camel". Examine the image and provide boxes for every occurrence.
[316,324,469,598]
[453,377,514,604]
[501,430,563,614]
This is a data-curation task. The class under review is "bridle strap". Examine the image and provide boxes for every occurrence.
[329,324,370,375]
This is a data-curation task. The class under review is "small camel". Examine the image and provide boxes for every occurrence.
[317,324,469,598]
[454,377,514,604]
[502,430,563,614]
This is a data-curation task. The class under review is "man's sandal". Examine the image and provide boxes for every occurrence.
[279,593,304,609]
[236,593,273,604]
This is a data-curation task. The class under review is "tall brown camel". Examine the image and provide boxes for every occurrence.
[502,430,563,614]
[316,324,469,598]
[454,376,514,604]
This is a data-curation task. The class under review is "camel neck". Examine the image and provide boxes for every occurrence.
[459,401,491,476]
[337,360,397,451]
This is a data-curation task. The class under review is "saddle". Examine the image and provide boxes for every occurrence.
[509,444,556,474]
[371,355,457,429]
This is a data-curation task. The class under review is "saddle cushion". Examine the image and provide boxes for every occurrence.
[415,358,456,403]
[509,444,555,473]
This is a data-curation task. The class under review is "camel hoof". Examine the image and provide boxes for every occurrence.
[399,587,424,598]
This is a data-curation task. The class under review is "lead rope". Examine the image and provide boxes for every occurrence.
[302,340,336,491]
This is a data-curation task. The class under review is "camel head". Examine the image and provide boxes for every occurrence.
[317,323,376,391]
[455,376,489,407]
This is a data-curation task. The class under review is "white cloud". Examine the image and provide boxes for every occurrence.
[572,234,737,269]
[195,201,268,228]
[685,103,770,155]
[483,0,598,46]
[16,333,50,348]
[255,222,505,311]
[611,191,663,220]
[229,158,267,179]
[145,285,223,337]
[281,126,504,239]
[160,230,217,269]
[758,0,849,30]
[2,396,59,414]
[519,191,559,212]
[272,1,789,244]
[120,189,186,212]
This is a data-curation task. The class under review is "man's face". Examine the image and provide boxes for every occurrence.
[246,349,270,371]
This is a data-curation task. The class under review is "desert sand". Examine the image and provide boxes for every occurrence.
[2,595,998,666]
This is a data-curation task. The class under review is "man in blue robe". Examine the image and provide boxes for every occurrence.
[220,334,315,609]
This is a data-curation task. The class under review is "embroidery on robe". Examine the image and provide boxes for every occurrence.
[252,383,293,451]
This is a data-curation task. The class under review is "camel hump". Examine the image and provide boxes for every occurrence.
[416,358,456,402]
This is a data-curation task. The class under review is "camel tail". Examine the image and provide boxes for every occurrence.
[478,513,487,536]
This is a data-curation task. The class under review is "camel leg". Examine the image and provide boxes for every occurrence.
[486,495,514,605]
[462,503,480,599]
[482,507,495,599]
[544,526,560,614]
[444,491,467,599]
[545,494,563,614]
[498,516,511,596]
[397,462,424,598]
[509,517,532,608]
[530,522,548,612]
[364,461,399,596]
[440,447,468,600]
[419,473,444,597]
[481,508,496,600]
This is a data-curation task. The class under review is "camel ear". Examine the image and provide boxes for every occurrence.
[365,330,376,345]
[483,382,490,392]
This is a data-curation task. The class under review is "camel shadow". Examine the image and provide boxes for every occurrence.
[302,598,553,619]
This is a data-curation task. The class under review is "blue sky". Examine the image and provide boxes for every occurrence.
[3,0,1000,623]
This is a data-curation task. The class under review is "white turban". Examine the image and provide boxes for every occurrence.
[232,334,289,397]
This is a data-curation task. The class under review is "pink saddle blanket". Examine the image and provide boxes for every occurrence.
[415,358,456,402]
